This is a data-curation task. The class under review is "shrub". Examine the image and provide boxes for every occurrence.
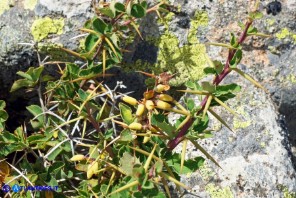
[0,0,268,197]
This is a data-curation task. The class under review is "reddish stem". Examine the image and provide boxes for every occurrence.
[168,20,253,150]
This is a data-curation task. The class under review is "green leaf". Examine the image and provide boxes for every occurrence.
[145,78,156,89]
[41,75,55,82]
[134,188,166,197]
[110,2,125,14]
[46,175,59,187]
[47,146,63,161]
[110,33,120,49]
[79,64,105,78]
[16,71,33,81]
[104,129,114,140]
[215,83,241,96]
[0,110,8,122]
[0,100,6,110]
[142,180,154,189]
[48,161,65,176]
[14,127,26,144]
[10,79,35,92]
[119,129,134,142]
[205,55,224,75]
[201,82,215,93]
[131,4,146,18]
[99,7,116,18]
[230,33,239,48]
[141,1,148,9]
[77,89,89,101]
[185,80,201,90]
[89,145,100,159]
[0,122,4,133]
[185,98,195,112]
[238,21,245,29]
[213,60,224,74]
[132,164,145,180]
[154,160,163,174]
[0,143,24,156]
[166,154,205,175]
[249,11,263,19]
[84,34,99,52]
[26,105,45,129]
[84,19,92,29]
[27,174,38,183]
[120,152,141,176]
[247,26,258,34]
[32,66,44,82]
[65,63,80,78]
[62,141,71,152]
[203,67,216,75]
[229,49,243,68]
[192,116,209,133]
[151,114,175,138]
[27,134,47,144]
[119,103,134,125]
[20,159,34,173]
[93,18,108,34]
[0,131,19,143]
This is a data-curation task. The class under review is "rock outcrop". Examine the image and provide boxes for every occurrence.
[0,0,295,197]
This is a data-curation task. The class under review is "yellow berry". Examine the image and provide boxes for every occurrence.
[129,122,143,130]
[158,94,173,102]
[87,161,99,179]
[53,131,58,138]
[136,104,145,116]
[122,96,138,106]
[143,136,150,144]
[143,131,151,143]
[145,100,154,110]
[156,100,172,110]
[154,84,166,93]
[70,154,85,162]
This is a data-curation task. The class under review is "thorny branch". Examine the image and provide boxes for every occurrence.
[167,19,253,150]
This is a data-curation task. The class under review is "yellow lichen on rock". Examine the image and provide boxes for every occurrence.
[233,106,251,129]
[23,0,38,10]
[276,28,291,39]
[287,74,296,83]
[205,184,234,198]
[154,11,209,86]
[154,31,207,86]
[0,0,10,15]
[122,11,209,86]
[275,28,296,43]
[31,17,65,42]
[188,11,208,44]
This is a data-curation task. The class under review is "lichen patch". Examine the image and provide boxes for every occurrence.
[275,28,296,43]
[205,184,234,198]
[23,0,38,10]
[31,17,65,42]
[0,0,10,15]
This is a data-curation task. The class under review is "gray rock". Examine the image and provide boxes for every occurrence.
[38,0,92,18]
[174,81,296,197]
